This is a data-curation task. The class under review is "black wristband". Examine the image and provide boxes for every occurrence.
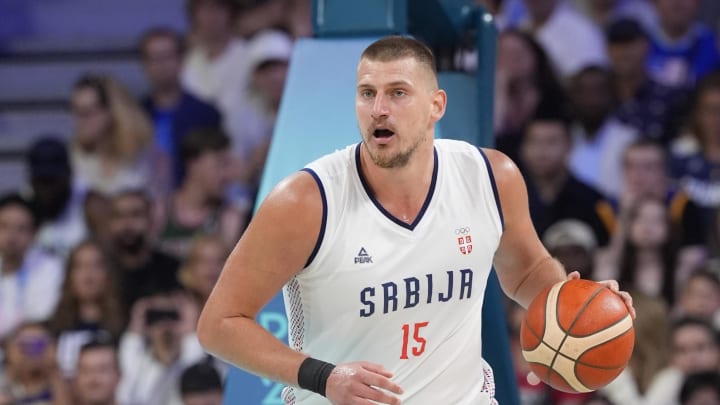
[297,357,336,397]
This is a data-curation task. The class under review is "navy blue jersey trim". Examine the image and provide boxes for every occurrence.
[477,147,505,230]
[354,143,438,231]
[300,168,327,267]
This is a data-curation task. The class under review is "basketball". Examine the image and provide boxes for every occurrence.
[520,279,635,393]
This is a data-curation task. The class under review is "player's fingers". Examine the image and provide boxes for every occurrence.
[359,362,394,378]
[599,279,619,291]
[360,369,404,395]
[619,290,636,319]
[353,382,402,405]
[567,271,581,280]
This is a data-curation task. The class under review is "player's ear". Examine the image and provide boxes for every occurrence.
[430,89,447,122]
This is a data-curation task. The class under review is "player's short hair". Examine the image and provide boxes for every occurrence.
[360,36,437,80]
[180,127,230,165]
[138,27,186,58]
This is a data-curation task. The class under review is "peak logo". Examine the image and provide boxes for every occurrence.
[354,247,373,264]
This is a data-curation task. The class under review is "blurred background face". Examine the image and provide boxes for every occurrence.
[0,205,35,264]
[679,276,720,320]
[109,195,151,254]
[629,200,668,248]
[6,325,54,374]
[146,296,181,347]
[696,88,720,142]
[75,347,120,404]
[70,244,108,302]
[191,149,231,200]
[571,70,613,128]
[497,33,536,79]
[672,324,719,373]
[187,239,225,297]
[183,390,223,405]
[252,61,289,110]
[142,35,182,91]
[521,121,570,177]
[71,86,112,148]
[608,39,648,78]
[192,0,233,41]
[549,245,594,279]
[623,146,666,198]
[656,0,700,33]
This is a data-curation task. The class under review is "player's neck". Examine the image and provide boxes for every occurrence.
[359,142,435,221]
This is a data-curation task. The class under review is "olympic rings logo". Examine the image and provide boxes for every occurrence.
[454,227,471,235]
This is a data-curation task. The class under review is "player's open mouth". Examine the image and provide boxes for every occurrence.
[373,128,395,138]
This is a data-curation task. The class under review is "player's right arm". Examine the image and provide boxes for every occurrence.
[196,171,402,405]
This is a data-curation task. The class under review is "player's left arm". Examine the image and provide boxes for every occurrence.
[483,149,635,317]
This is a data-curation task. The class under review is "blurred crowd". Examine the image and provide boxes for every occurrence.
[472,0,720,404]
[0,0,719,404]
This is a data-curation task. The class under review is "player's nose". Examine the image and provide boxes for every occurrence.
[371,94,390,119]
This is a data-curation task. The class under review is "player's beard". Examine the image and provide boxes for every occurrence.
[363,129,426,169]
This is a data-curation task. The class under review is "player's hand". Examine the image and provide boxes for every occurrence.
[325,361,403,405]
[567,271,636,320]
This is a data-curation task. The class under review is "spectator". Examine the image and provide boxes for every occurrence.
[608,140,707,284]
[519,112,614,246]
[0,322,71,405]
[0,194,63,339]
[675,267,720,328]
[117,293,204,405]
[227,29,293,195]
[679,371,720,405]
[493,29,568,163]
[596,197,679,303]
[82,190,112,248]
[670,72,720,216]
[70,74,171,199]
[568,65,638,198]
[542,219,598,279]
[25,137,87,259]
[601,290,671,404]
[579,0,659,31]
[182,0,255,153]
[47,240,124,378]
[646,0,720,88]
[106,189,180,316]
[178,234,227,312]
[139,27,223,187]
[234,0,286,39]
[607,18,690,145]
[159,129,246,259]
[180,360,223,405]
[517,0,608,78]
[73,337,121,405]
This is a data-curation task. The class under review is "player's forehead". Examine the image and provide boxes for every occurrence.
[356,57,433,89]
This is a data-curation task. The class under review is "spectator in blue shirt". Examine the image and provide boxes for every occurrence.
[646,0,720,88]
[139,27,223,187]
[607,18,690,145]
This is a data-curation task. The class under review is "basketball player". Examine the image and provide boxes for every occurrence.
[197,36,635,404]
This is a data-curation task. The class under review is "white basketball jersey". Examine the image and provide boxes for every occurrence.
[282,139,504,404]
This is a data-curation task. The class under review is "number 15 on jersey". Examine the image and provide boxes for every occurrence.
[400,322,429,359]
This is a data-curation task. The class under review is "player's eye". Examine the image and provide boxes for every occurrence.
[392,89,406,97]
[360,89,374,98]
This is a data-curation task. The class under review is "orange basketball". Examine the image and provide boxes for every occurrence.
[520,279,635,393]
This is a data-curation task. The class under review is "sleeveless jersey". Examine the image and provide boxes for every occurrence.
[282,139,504,404]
